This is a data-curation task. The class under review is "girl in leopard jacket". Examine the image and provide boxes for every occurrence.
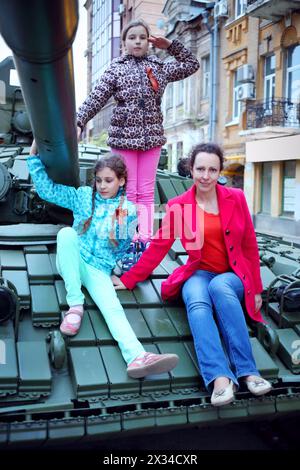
[77,19,200,260]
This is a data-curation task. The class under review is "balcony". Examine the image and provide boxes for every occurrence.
[247,0,300,21]
[241,98,300,140]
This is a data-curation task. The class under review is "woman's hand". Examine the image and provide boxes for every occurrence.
[255,294,262,312]
[148,36,172,50]
[111,274,127,290]
[77,126,82,142]
[29,139,38,156]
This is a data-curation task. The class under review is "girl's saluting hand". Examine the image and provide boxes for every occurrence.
[148,36,172,49]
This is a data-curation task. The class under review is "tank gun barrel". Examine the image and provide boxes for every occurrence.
[0,0,80,186]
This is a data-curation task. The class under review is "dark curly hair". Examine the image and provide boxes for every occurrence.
[177,157,191,177]
[189,143,224,172]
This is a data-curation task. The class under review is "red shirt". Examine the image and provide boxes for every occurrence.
[198,210,231,273]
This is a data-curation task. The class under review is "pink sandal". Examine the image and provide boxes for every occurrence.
[127,352,179,379]
[60,307,84,336]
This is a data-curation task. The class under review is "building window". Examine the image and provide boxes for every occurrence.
[0,81,5,105]
[201,56,210,99]
[261,162,272,214]
[176,141,183,161]
[176,81,184,106]
[235,0,246,19]
[232,71,242,121]
[167,144,173,170]
[264,54,275,108]
[166,83,174,121]
[175,81,184,119]
[286,44,300,103]
[112,37,120,58]
[282,160,296,216]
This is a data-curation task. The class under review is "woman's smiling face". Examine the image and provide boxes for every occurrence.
[191,152,221,193]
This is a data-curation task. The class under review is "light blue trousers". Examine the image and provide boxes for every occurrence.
[56,227,145,364]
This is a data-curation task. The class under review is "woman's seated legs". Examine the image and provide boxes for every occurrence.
[208,272,259,379]
[182,270,237,390]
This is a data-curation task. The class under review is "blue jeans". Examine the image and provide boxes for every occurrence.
[182,270,259,390]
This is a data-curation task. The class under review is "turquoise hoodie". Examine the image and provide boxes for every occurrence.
[27,156,137,275]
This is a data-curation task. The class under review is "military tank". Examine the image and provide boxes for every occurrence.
[0,0,300,450]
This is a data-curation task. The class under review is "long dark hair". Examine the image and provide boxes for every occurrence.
[81,154,128,244]
[189,143,224,171]
[121,19,151,42]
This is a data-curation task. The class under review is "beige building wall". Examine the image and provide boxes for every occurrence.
[121,0,166,36]
[217,13,259,157]
[246,135,300,163]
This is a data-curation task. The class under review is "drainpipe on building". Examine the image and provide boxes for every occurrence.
[203,8,219,142]
[212,14,219,141]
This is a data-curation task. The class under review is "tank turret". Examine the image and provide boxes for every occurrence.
[0,0,79,187]
[0,57,32,146]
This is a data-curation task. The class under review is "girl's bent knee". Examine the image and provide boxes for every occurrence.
[57,227,77,242]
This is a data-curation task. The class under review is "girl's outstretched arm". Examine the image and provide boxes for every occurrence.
[120,203,177,289]
[77,64,117,131]
[27,141,79,211]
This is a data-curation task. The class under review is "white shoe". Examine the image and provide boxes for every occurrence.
[211,380,236,407]
[245,377,272,396]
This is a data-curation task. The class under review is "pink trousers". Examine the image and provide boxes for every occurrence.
[111,146,161,241]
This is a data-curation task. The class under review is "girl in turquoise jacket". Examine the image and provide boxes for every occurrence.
[27,143,178,378]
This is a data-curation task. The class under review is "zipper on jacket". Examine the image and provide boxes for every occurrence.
[135,58,148,150]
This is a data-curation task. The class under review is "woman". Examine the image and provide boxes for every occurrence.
[112,143,272,405]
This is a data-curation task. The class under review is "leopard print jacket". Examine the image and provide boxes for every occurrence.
[77,40,200,151]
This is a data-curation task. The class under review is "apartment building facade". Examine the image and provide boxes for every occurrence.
[243,0,300,239]
[212,0,300,239]
[84,0,122,141]
[83,0,300,238]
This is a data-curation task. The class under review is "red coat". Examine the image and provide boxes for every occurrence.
[121,184,263,322]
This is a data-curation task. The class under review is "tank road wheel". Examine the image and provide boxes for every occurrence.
[48,330,66,369]
[258,324,279,355]
[0,163,11,201]
[0,278,18,324]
